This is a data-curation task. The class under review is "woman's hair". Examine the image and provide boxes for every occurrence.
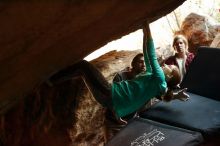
[131,53,144,67]
[172,34,189,53]
[162,65,181,88]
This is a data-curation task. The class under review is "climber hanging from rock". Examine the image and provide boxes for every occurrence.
[48,21,189,124]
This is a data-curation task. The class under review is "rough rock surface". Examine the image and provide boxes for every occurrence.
[178,13,220,53]
[0,50,140,146]
[0,0,186,114]
[210,33,220,48]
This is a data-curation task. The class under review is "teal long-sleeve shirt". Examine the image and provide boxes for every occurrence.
[111,38,167,118]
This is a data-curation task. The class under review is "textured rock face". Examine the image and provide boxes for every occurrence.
[211,33,220,48]
[68,50,141,146]
[0,50,140,146]
[0,0,186,114]
[179,13,220,53]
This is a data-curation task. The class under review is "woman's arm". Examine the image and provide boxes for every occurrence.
[142,23,152,74]
[143,22,152,39]
[143,23,164,78]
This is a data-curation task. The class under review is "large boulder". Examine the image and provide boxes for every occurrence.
[0,50,140,146]
[179,13,220,53]
[0,0,186,114]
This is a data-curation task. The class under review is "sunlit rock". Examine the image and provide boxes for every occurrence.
[180,13,220,52]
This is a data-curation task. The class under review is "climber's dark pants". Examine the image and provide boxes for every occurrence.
[50,60,113,109]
